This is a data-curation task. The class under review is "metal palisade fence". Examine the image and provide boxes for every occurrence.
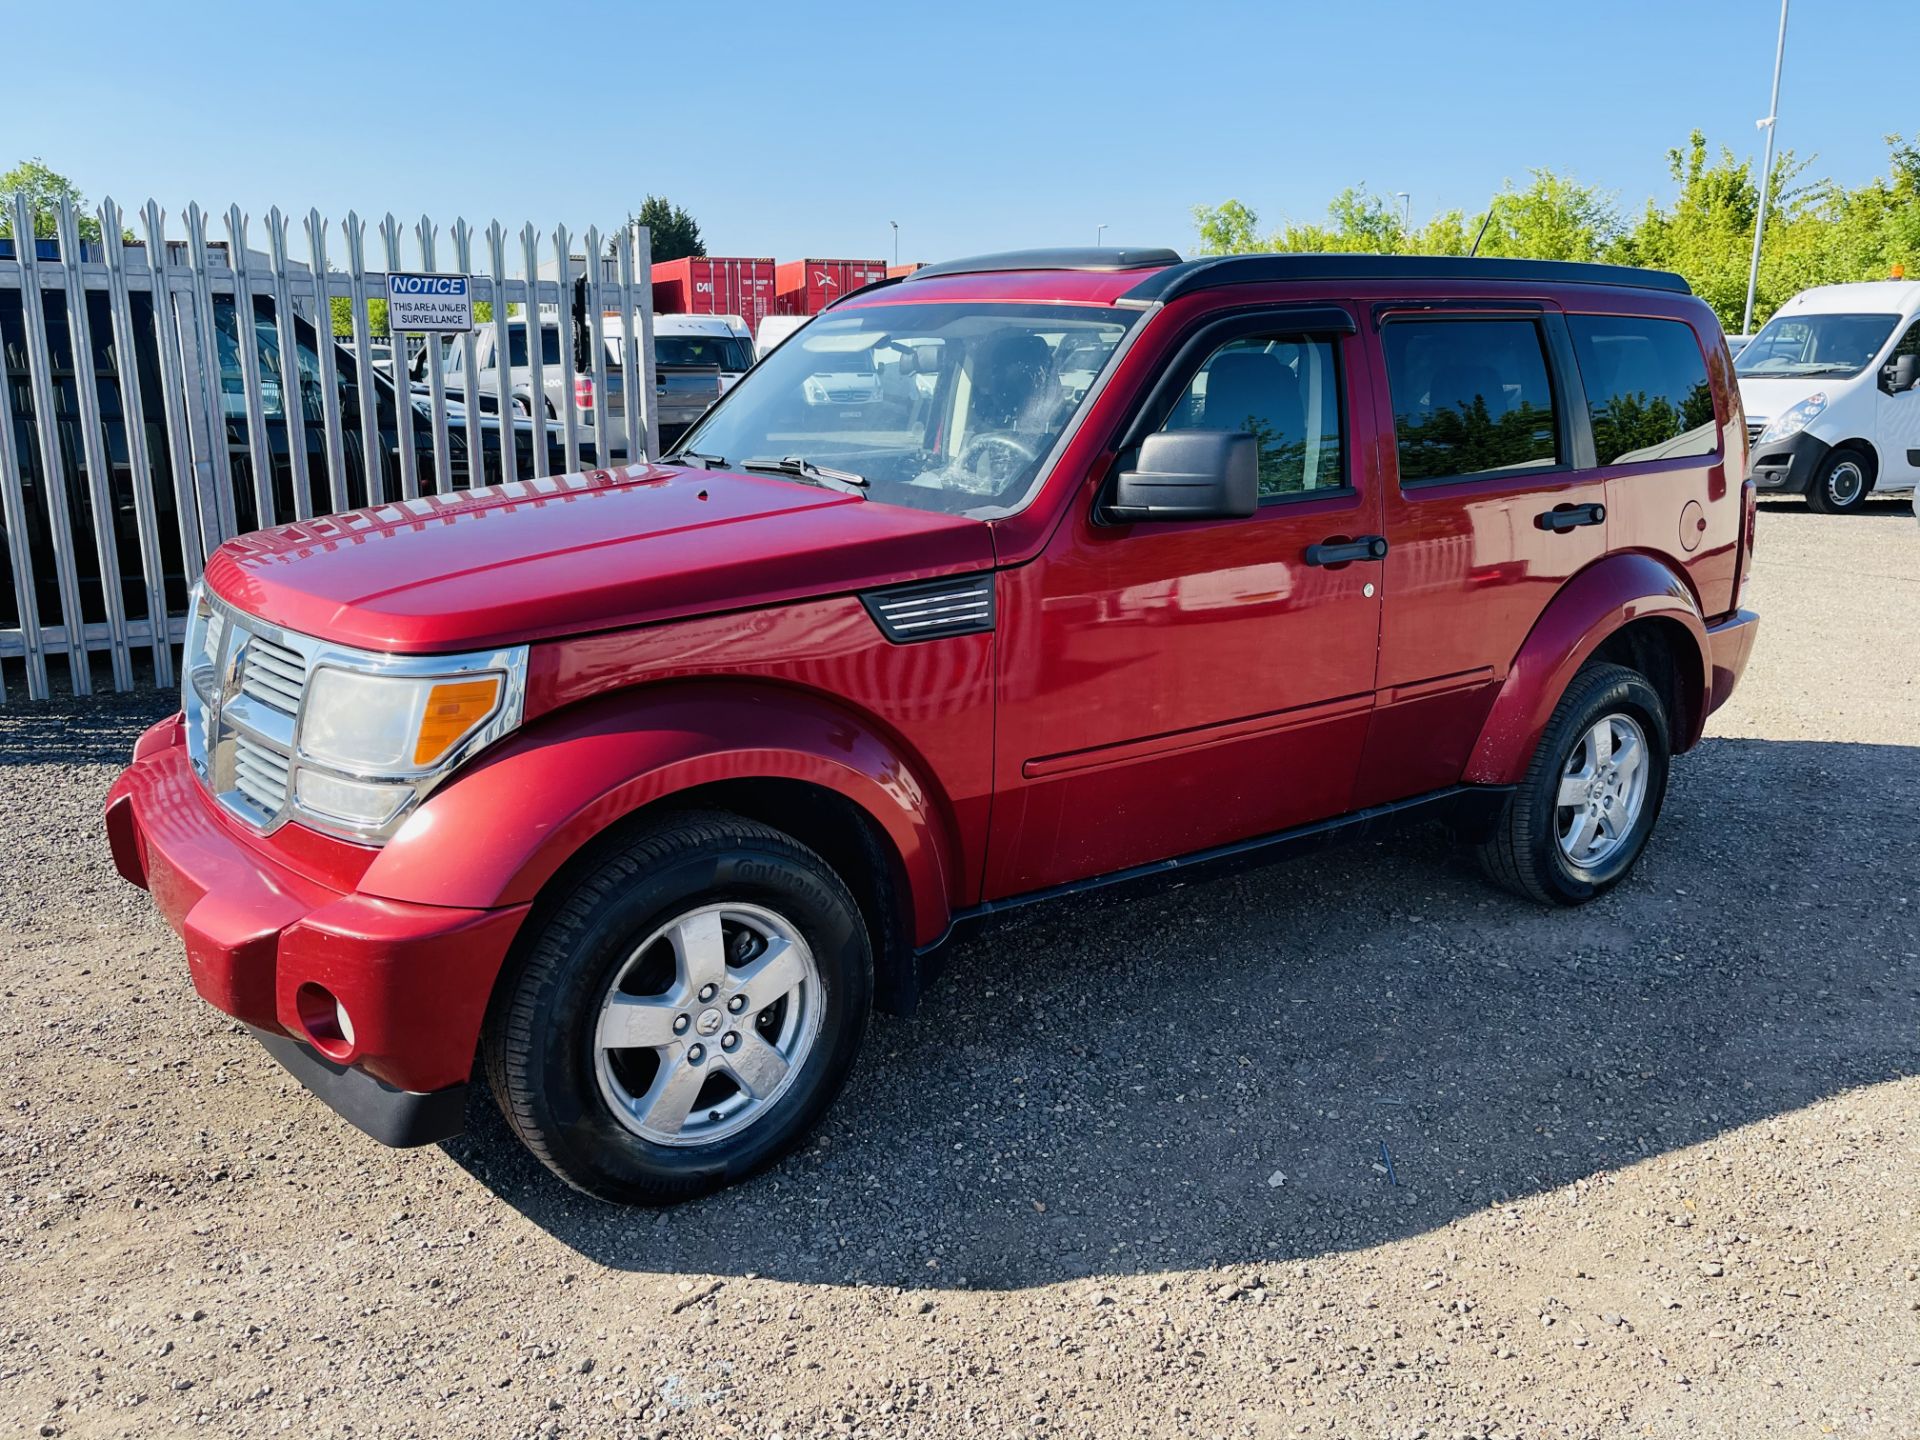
[0,196,660,703]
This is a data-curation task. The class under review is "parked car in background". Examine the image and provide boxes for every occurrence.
[420,317,724,453]
[655,312,754,392]
[107,247,1758,1205]
[0,287,580,637]
[1737,280,1920,512]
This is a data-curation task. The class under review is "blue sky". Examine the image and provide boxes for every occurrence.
[7,0,1905,267]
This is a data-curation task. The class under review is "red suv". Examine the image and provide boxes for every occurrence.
[105,250,1760,1203]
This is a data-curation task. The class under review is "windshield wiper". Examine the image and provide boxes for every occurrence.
[663,449,727,469]
[740,455,869,494]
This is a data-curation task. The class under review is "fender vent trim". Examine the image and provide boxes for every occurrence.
[861,574,995,643]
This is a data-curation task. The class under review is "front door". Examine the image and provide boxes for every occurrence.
[1877,316,1920,490]
[986,305,1386,897]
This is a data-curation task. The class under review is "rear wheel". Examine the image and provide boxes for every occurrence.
[1806,445,1873,513]
[1476,662,1671,905]
[482,812,872,1204]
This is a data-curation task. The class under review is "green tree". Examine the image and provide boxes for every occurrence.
[1470,169,1621,262]
[0,158,103,242]
[615,195,705,262]
[1194,187,1471,257]
[1192,198,1262,255]
[330,295,389,338]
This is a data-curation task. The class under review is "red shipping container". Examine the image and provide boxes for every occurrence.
[773,258,890,315]
[652,256,777,331]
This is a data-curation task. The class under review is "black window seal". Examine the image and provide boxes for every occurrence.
[1099,303,1360,518]
[1377,309,1590,490]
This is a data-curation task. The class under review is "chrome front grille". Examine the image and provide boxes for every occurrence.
[240,633,307,714]
[1747,420,1766,447]
[183,600,314,831]
[232,733,292,814]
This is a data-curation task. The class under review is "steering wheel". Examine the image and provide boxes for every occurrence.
[956,432,1038,484]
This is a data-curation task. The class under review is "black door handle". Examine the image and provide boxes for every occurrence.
[1536,502,1606,532]
[1304,534,1389,566]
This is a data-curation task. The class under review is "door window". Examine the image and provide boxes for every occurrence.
[1158,334,1344,499]
[1567,315,1718,464]
[507,324,564,368]
[1382,318,1560,484]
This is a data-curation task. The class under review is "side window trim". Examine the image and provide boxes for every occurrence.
[1106,303,1361,512]
[1376,309,1584,489]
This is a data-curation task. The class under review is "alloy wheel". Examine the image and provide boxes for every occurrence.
[1555,713,1651,868]
[592,902,822,1147]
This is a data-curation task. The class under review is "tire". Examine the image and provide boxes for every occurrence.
[482,811,872,1204]
[1806,445,1873,514]
[1476,661,1671,906]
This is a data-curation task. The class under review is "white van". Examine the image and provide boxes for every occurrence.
[1737,280,1920,512]
[754,313,810,360]
[652,312,754,393]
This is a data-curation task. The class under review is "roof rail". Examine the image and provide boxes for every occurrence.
[906,247,1183,282]
[1124,254,1691,302]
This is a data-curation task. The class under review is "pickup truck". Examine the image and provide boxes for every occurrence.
[418,318,723,455]
[106,248,1759,1205]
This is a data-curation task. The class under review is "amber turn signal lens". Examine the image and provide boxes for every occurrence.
[412,677,502,766]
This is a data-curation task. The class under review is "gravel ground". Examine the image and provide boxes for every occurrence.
[2,502,1917,1440]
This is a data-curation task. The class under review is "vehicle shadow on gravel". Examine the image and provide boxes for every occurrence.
[443,733,1916,1291]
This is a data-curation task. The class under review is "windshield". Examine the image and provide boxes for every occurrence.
[675,301,1136,515]
[1736,311,1898,379]
[657,334,752,372]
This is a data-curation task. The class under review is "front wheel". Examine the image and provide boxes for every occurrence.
[482,812,872,1204]
[1806,445,1873,514]
[1476,662,1671,905]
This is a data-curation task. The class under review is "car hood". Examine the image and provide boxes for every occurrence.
[203,463,995,653]
[1736,373,1845,421]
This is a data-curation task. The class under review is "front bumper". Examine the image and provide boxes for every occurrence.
[1747,428,1829,494]
[104,717,528,1146]
[1705,608,1761,718]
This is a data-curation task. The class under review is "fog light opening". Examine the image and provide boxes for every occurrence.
[295,982,356,1061]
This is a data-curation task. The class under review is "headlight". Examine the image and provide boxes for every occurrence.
[291,654,524,840]
[300,669,505,772]
[1756,392,1826,446]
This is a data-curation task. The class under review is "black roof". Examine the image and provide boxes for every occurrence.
[892,247,1691,300]
[1125,253,1691,301]
[905,247,1183,281]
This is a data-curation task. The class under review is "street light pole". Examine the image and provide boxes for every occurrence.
[1742,0,1789,337]
[1095,223,1107,247]
[890,220,898,268]
[1395,192,1411,234]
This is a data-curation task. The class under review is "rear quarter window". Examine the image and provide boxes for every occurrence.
[1568,315,1718,464]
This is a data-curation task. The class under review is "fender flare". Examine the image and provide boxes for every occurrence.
[1464,552,1711,785]
[356,682,961,947]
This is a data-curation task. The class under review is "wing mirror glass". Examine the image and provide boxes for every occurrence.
[1105,430,1259,523]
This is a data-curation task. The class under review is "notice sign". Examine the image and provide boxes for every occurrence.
[387,272,473,332]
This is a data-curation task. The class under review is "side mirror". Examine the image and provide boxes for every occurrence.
[1104,430,1259,523]
[1884,353,1920,394]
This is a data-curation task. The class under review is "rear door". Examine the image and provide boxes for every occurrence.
[1360,305,1603,806]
